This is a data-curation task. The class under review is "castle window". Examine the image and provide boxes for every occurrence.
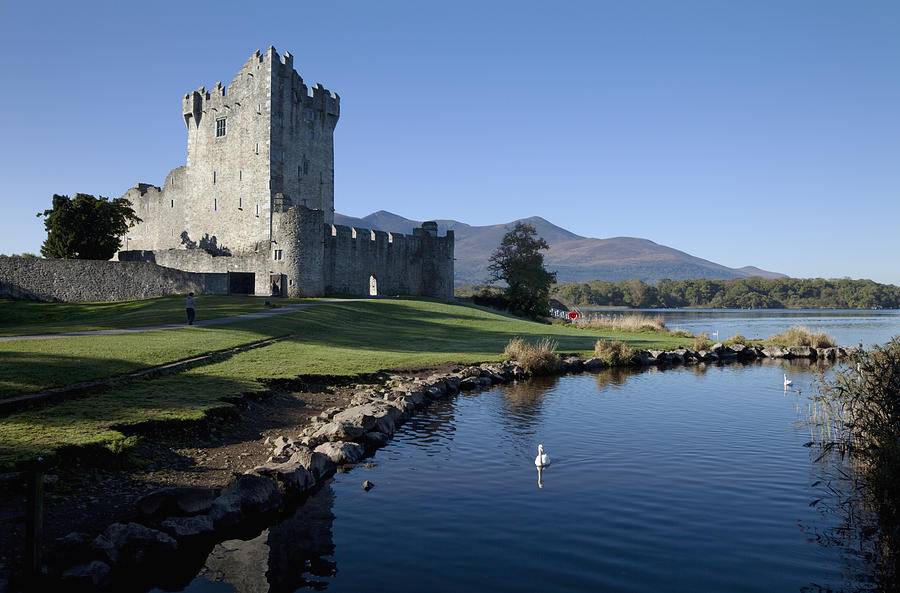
[319,172,324,184]
[304,109,315,122]
[238,197,243,210]
[216,118,226,137]
[170,199,174,208]
[279,116,284,126]
[303,159,309,175]
[257,103,262,113]
[255,204,260,216]
[213,170,217,184]
[213,198,218,211]
[308,130,315,141]
[297,164,302,179]
[280,151,285,162]
[273,249,283,261]
[255,143,259,154]
[239,170,242,181]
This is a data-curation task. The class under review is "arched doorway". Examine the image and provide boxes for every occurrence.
[369,275,378,297]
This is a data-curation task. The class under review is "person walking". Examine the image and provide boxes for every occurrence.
[186,292,196,325]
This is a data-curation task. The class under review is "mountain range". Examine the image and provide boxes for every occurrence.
[334,211,786,286]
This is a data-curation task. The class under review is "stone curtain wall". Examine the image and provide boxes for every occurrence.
[0,257,227,302]
[321,223,455,299]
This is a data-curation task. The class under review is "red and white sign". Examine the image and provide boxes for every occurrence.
[567,311,580,320]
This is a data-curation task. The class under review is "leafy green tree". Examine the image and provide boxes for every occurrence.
[37,193,141,259]
[488,222,557,318]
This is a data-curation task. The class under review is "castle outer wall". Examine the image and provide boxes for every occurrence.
[0,257,227,303]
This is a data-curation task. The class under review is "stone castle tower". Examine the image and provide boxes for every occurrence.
[120,47,453,299]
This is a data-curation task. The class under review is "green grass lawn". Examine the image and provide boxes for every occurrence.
[0,294,312,336]
[0,298,689,466]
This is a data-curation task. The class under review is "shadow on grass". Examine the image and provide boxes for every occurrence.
[0,351,151,400]
[246,300,676,355]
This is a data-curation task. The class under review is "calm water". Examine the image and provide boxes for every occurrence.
[587,308,900,347]
[159,311,898,593]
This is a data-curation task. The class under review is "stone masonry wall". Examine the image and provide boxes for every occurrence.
[0,257,227,303]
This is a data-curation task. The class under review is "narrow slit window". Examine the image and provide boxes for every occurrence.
[255,204,260,216]
[170,199,174,208]
[213,198,218,211]
[238,197,242,209]
[273,249,283,261]
[213,170,217,184]
[239,170,243,181]
[255,142,259,154]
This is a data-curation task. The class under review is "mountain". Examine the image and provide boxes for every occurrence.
[333,211,786,286]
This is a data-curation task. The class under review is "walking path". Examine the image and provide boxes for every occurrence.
[0,299,362,342]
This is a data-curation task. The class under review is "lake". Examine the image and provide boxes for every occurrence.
[585,308,900,348]
[158,311,898,593]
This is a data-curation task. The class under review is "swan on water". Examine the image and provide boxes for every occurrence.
[535,444,550,467]
[784,373,792,387]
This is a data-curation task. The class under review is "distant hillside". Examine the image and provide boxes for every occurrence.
[334,211,786,286]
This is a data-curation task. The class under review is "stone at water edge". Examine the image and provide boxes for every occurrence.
[362,480,374,491]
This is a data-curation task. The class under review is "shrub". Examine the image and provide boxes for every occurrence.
[594,339,634,366]
[577,313,667,332]
[504,337,559,375]
[693,332,712,351]
[769,325,835,348]
[671,328,694,338]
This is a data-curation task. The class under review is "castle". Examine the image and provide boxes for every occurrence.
[119,47,453,299]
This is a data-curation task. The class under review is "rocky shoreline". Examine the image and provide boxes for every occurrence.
[6,341,858,592]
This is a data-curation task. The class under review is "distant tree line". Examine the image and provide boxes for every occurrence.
[550,277,900,309]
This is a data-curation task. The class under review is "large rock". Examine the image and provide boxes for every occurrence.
[288,448,337,481]
[788,346,816,359]
[250,459,315,496]
[208,492,244,530]
[583,357,604,372]
[208,473,284,530]
[817,347,837,360]
[160,515,215,539]
[762,346,788,358]
[136,487,219,518]
[92,522,177,567]
[633,351,660,366]
[310,421,367,445]
[315,441,365,465]
[363,431,391,449]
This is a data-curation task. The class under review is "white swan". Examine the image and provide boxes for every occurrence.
[534,444,550,467]
[784,373,792,387]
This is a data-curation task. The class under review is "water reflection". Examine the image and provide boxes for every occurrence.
[536,465,545,489]
[193,484,337,592]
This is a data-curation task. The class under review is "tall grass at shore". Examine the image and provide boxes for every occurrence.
[504,337,559,375]
[768,325,835,348]
[594,339,634,366]
[576,313,667,332]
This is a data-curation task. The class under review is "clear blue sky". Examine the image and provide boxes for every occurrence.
[1,0,898,283]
